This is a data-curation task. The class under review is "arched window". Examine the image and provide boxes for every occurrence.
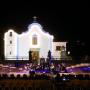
[32,34,37,45]
[10,40,12,44]
[10,32,12,37]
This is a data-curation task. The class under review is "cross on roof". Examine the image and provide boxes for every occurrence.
[33,16,37,22]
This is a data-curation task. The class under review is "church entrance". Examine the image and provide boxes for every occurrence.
[32,51,39,61]
[30,48,40,64]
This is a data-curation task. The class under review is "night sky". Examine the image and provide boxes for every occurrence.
[0,1,89,57]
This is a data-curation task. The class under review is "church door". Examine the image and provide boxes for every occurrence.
[32,51,39,61]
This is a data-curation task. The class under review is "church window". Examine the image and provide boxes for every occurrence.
[56,46,61,51]
[10,51,11,55]
[32,34,37,45]
[10,40,12,44]
[10,32,12,37]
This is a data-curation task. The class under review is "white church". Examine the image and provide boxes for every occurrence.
[4,19,67,62]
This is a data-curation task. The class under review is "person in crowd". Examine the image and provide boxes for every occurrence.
[61,63,68,73]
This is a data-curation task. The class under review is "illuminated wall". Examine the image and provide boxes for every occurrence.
[4,22,67,60]
[4,30,17,60]
[4,23,54,60]
[52,42,67,59]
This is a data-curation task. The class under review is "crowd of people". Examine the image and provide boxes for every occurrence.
[24,61,68,74]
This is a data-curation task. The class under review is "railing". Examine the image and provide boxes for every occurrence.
[0,57,90,64]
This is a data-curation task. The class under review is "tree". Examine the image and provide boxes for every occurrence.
[29,50,32,62]
[47,50,51,63]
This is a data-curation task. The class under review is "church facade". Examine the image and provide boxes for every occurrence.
[4,22,67,61]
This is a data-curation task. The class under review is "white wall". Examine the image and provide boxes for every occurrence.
[4,23,67,61]
[17,23,54,59]
[4,30,17,60]
[39,34,53,58]
[52,42,67,59]
[4,23,54,60]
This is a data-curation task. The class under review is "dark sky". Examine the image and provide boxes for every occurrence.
[0,1,89,56]
[0,1,89,41]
